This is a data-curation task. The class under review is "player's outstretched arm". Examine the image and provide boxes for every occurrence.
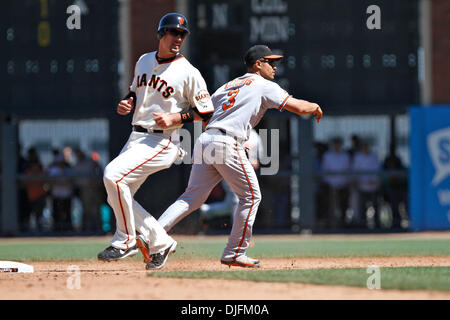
[283,97,323,123]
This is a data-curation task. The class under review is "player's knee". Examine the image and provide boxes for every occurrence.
[103,165,119,187]
[106,195,114,207]
[238,190,261,207]
[179,194,202,211]
[103,173,113,187]
[253,189,262,205]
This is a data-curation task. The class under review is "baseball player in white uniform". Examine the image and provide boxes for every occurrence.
[97,13,214,269]
[152,45,323,268]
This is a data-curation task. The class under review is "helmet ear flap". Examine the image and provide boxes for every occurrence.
[157,29,165,40]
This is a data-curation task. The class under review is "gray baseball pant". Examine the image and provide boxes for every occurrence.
[158,129,261,261]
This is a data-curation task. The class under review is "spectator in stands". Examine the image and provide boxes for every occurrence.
[351,141,381,228]
[73,148,104,234]
[17,144,30,232]
[314,141,329,229]
[49,149,59,167]
[22,147,47,233]
[63,146,74,166]
[47,151,74,232]
[320,137,351,228]
[347,134,362,160]
[382,145,408,229]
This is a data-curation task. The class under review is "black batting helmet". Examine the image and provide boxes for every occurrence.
[157,13,189,39]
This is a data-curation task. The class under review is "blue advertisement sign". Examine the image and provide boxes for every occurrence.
[410,106,450,230]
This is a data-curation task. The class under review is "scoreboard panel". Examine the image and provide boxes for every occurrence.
[1,0,119,118]
[190,0,420,114]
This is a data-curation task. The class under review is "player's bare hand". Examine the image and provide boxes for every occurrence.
[153,112,180,128]
[311,104,323,123]
[117,97,134,115]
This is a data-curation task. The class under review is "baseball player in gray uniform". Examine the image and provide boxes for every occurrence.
[97,13,214,269]
[198,129,263,231]
[153,45,323,268]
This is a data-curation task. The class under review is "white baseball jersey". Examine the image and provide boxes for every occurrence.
[104,51,213,253]
[129,52,214,131]
[206,73,291,141]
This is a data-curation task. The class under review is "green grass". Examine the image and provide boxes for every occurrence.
[1,235,449,292]
[0,239,108,261]
[0,236,449,261]
[148,267,450,292]
[180,238,450,258]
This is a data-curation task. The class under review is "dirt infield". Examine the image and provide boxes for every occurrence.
[1,256,450,300]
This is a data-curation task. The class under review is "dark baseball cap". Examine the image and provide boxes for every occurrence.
[244,45,283,66]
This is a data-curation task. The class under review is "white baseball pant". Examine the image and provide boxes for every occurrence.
[158,129,262,261]
[103,131,180,253]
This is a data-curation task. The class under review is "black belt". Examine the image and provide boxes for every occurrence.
[133,125,163,134]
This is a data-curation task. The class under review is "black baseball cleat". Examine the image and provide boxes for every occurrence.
[97,245,138,261]
[145,241,177,270]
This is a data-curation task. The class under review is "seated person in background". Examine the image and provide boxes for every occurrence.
[351,141,381,228]
[320,137,351,228]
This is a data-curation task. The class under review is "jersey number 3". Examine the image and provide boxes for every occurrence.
[222,89,239,111]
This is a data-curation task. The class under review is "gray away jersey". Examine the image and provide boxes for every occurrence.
[206,73,291,141]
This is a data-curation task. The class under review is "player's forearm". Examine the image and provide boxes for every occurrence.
[284,97,319,115]
[154,111,204,129]
[284,97,323,122]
